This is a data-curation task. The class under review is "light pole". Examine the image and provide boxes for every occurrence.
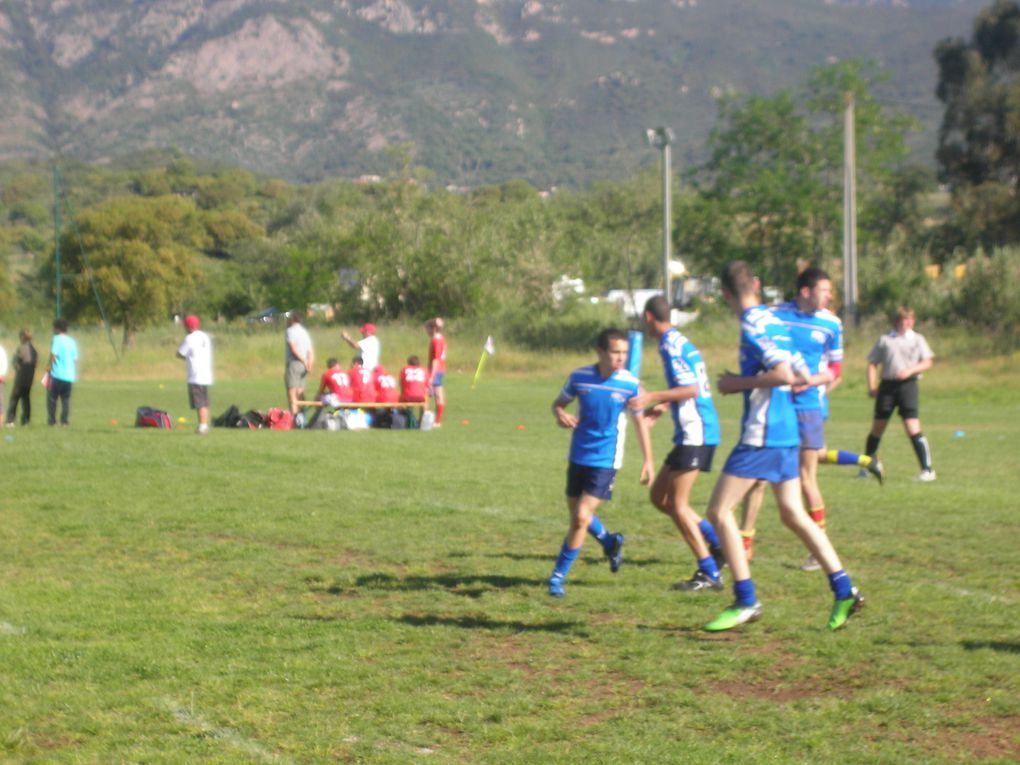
[646,127,674,304]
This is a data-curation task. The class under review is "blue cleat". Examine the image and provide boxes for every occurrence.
[548,575,565,598]
[606,533,625,573]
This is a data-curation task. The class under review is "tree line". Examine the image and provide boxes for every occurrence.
[0,1,1018,349]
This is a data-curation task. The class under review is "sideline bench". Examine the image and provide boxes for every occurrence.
[296,401,427,425]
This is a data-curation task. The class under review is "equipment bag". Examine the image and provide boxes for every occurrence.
[266,408,294,430]
[136,407,172,429]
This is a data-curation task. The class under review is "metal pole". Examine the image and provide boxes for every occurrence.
[53,164,62,320]
[661,140,672,304]
[843,93,858,327]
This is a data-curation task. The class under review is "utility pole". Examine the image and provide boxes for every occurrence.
[53,164,62,319]
[843,93,858,327]
[646,127,675,304]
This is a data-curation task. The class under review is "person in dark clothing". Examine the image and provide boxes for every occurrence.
[6,328,37,426]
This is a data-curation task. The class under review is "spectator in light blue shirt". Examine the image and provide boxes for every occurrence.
[47,318,78,426]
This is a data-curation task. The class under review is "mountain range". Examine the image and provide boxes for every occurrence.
[0,0,987,187]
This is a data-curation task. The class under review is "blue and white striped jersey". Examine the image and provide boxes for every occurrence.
[771,301,843,414]
[658,328,721,447]
[737,305,800,448]
[559,365,641,469]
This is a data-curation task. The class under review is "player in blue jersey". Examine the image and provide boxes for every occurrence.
[703,261,862,632]
[739,267,884,569]
[547,328,655,598]
[628,295,725,592]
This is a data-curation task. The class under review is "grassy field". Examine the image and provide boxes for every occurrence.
[1,322,1018,763]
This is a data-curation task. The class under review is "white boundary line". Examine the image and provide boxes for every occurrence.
[158,698,289,763]
[0,621,27,635]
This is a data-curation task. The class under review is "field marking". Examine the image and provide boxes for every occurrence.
[935,584,1013,604]
[0,621,27,635]
[158,698,289,763]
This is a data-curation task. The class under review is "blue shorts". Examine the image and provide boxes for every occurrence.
[431,371,445,387]
[796,409,826,450]
[723,444,800,483]
[566,463,617,501]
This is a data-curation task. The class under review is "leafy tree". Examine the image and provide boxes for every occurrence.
[935,0,1020,251]
[47,195,208,348]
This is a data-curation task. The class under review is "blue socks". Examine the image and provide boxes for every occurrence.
[733,578,757,607]
[587,515,610,547]
[828,570,853,600]
[552,544,581,581]
[698,518,721,550]
[698,556,721,582]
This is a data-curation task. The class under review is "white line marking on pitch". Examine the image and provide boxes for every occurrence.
[158,698,289,763]
[0,621,27,635]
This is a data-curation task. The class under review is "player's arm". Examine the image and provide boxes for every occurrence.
[896,356,933,380]
[717,361,797,394]
[866,361,880,397]
[629,402,655,485]
[551,393,577,429]
[629,384,697,412]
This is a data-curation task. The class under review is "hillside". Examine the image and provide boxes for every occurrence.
[0,0,986,187]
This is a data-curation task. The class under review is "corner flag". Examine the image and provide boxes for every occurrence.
[472,336,495,389]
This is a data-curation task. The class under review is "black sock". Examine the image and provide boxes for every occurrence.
[910,433,932,471]
[866,434,881,458]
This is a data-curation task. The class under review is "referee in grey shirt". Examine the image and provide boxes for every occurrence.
[864,306,936,481]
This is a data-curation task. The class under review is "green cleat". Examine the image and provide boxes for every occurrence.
[704,601,763,632]
[827,587,864,631]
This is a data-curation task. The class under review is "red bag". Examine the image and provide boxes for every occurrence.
[266,408,294,430]
[136,407,172,428]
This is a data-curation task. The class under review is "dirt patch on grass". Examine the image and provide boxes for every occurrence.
[914,714,1020,762]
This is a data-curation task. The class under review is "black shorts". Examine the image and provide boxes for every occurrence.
[874,378,920,420]
[664,444,716,472]
[188,384,210,410]
[566,463,617,501]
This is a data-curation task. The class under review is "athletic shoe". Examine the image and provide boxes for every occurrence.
[710,544,727,570]
[548,575,565,598]
[800,554,822,572]
[606,533,625,573]
[867,458,885,485]
[917,469,937,482]
[672,570,724,592]
[704,601,763,632]
[827,587,864,631]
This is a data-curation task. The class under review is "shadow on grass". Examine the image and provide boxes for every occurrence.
[962,640,1020,653]
[397,613,589,636]
[311,572,542,598]
[447,551,670,568]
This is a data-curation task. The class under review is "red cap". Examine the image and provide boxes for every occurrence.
[361,323,376,335]
[184,314,201,331]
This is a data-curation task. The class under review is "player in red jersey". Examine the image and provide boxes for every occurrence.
[374,365,400,404]
[349,356,377,403]
[317,357,354,406]
[400,355,428,403]
[426,317,447,426]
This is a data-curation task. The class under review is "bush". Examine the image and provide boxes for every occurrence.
[498,300,624,351]
[951,248,1020,350]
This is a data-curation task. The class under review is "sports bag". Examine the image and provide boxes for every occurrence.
[136,407,172,428]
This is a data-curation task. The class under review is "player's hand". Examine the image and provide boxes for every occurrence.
[554,409,578,429]
[868,387,878,398]
[643,404,665,424]
[896,369,912,381]
[717,372,741,395]
[791,383,809,394]
[341,331,352,343]
[639,461,654,485]
[628,392,654,411]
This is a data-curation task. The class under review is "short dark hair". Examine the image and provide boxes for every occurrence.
[326,357,338,368]
[407,355,420,366]
[53,318,68,333]
[720,260,756,297]
[352,355,364,365]
[643,294,670,322]
[596,328,628,351]
[796,266,830,293]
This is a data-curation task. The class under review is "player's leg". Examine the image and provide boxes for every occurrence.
[820,447,884,483]
[799,446,826,571]
[549,493,601,597]
[899,380,934,480]
[704,472,763,630]
[738,480,767,561]
[654,467,723,591]
[433,383,445,426]
[772,480,863,630]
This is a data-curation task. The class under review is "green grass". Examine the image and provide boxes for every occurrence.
[0,326,1018,763]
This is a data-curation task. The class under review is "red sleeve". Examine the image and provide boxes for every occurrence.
[828,361,842,380]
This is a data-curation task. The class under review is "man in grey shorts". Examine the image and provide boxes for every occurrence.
[864,306,936,481]
[284,311,314,416]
